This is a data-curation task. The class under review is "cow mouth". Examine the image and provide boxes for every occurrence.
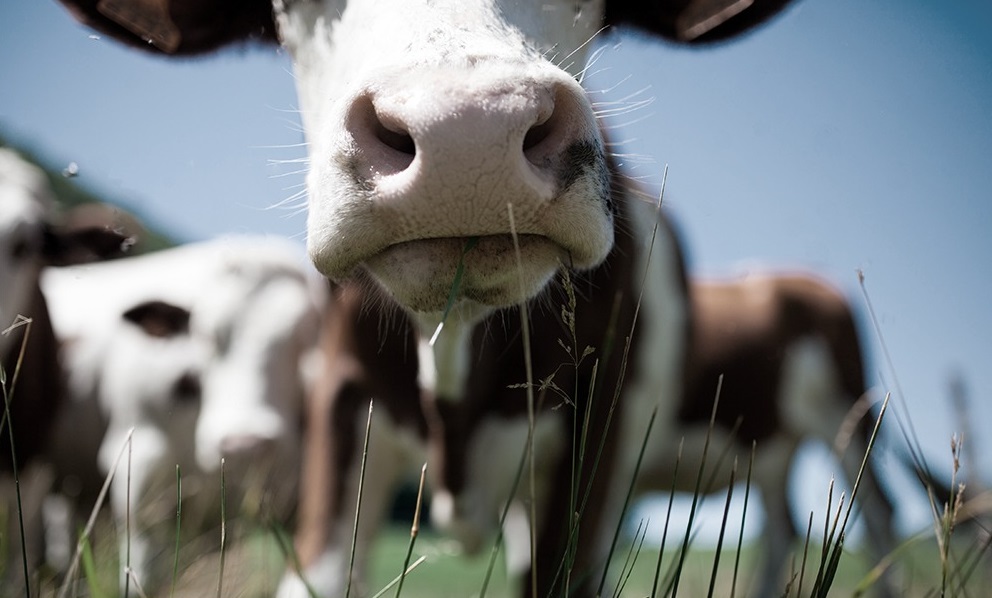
[363,234,564,313]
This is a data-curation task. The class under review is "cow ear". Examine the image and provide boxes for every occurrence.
[57,0,277,55]
[605,0,796,44]
[42,225,133,266]
[122,301,191,338]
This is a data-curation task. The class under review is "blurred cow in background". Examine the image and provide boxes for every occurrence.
[0,147,129,591]
[428,271,902,598]
[41,236,324,592]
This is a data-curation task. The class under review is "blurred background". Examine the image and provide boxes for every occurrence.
[1,0,989,545]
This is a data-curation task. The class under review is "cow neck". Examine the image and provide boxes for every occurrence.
[414,311,480,401]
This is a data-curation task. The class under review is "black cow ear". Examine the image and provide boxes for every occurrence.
[42,225,132,266]
[605,0,796,44]
[122,301,191,338]
[57,0,277,55]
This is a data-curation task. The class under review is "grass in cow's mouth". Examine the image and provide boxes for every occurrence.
[429,236,479,346]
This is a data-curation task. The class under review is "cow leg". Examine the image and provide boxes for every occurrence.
[834,417,899,598]
[279,383,424,598]
[100,423,171,593]
[750,435,799,598]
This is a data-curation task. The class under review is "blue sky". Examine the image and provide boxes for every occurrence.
[2,0,990,542]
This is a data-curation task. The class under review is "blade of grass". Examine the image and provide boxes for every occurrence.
[707,457,737,598]
[612,517,648,598]
[858,272,936,503]
[730,442,755,598]
[216,457,227,598]
[170,465,182,598]
[393,463,427,598]
[596,405,658,597]
[651,438,683,598]
[507,203,539,598]
[346,400,375,598]
[124,567,150,598]
[796,512,814,598]
[79,530,109,598]
[269,522,321,598]
[125,426,133,598]
[58,428,135,598]
[811,486,846,597]
[671,374,723,598]
[429,236,479,346]
[478,382,555,598]
[369,556,428,598]
[823,394,890,594]
[1,315,33,598]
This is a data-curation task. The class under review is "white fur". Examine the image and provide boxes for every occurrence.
[274,0,612,316]
[0,148,53,355]
[42,236,322,592]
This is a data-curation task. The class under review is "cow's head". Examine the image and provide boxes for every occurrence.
[1,148,129,355]
[59,0,795,323]
[188,261,320,474]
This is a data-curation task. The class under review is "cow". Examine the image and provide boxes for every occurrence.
[0,147,129,591]
[52,1,800,596]
[428,271,901,598]
[277,205,689,598]
[40,236,324,592]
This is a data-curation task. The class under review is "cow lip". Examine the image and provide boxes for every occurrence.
[363,234,564,312]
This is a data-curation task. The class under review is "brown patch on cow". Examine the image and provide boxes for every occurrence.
[293,279,424,566]
[680,274,867,443]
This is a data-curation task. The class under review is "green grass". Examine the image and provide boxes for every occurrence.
[13,520,986,598]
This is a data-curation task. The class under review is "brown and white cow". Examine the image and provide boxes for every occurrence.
[428,271,901,598]
[0,147,129,590]
[279,203,689,597]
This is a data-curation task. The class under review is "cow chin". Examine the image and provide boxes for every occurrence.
[362,235,562,313]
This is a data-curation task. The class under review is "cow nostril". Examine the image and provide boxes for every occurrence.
[522,117,554,153]
[522,87,568,167]
[374,117,415,156]
[348,94,416,176]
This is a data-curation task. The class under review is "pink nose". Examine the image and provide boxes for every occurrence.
[343,70,603,240]
[307,66,613,309]
[348,78,579,181]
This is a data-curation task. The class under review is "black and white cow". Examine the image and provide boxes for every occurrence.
[41,236,323,591]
